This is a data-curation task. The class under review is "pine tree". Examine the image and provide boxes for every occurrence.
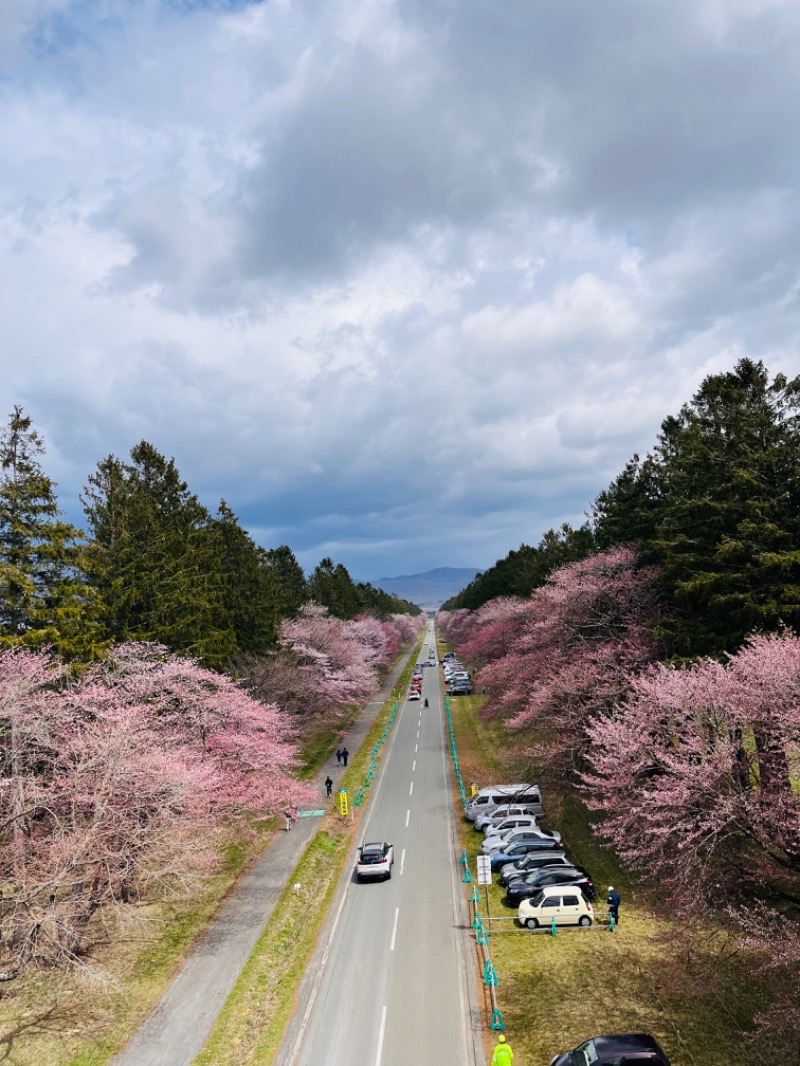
[0,406,104,657]
[82,442,236,667]
[263,545,308,617]
[648,359,800,658]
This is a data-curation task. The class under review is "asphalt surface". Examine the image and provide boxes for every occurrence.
[276,622,483,1066]
[111,652,414,1066]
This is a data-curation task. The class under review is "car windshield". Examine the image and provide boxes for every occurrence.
[572,1039,599,1066]
[528,891,545,907]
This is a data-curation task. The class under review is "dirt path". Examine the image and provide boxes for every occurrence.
[112,653,413,1066]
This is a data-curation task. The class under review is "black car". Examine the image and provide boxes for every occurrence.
[550,1033,670,1066]
[449,685,474,696]
[506,866,594,906]
[498,852,575,888]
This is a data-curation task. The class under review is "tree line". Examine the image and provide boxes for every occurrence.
[0,407,419,669]
[437,359,800,1056]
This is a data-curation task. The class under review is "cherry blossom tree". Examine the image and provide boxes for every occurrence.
[583,631,800,908]
[0,643,313,980]
[472,548,661,776]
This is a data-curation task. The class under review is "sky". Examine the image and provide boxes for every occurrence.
[2,0,800,581]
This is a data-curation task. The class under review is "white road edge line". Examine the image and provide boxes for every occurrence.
[400,848,405,875]
[409,781,414,796]
[390,907,399,951]
[375,1004,387,1066]
[405,808,410,828]
[289,867,350,1065]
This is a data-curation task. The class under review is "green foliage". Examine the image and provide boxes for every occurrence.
[81,442,237,668]
[262,545,308,618]
[592,358,800,658]
[442,523,595,610]
[0,406,106,659]
[354,581,420,618]
[307,555,361,619]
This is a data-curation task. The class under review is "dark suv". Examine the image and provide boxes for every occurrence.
[506,865,594,905]
[550,1033,670,1066]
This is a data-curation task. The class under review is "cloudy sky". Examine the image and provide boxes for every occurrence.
[2,0,799,580]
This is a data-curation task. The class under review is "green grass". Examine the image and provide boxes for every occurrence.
[449,692,769,1066]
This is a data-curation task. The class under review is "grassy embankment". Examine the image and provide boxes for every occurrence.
[447,686,768,1066]
[192,633,425,1066]
[0,641,421,1066]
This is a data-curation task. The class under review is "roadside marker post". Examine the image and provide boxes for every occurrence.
[338,789,349,819]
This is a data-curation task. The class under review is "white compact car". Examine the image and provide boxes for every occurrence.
[356,841,395,881]
[518,886,593,929]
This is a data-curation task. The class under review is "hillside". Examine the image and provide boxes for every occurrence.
[373,567,481,609]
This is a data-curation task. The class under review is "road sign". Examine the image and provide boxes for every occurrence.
[338,788,349,817]
[477,854,492,886]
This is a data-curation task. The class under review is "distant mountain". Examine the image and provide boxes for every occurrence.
[373,567,482,610]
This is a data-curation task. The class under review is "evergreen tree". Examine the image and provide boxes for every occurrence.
[82,442,236,668]
[207,501,282,653]
[590,454,664,551]
[0,406,104,657]
[263,545,308,617]
[648,359,800,658]
[308,556,361,619]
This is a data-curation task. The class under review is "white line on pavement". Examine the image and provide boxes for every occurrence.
[390,908,399,952]
[409,781,414,796]
[375,1004,387,1066]
[405,809,410,828]
[413,760,416,772]
[400,848,405,875]
[415,744,418,753]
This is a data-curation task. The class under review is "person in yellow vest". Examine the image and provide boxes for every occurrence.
[491,1033,513,1066]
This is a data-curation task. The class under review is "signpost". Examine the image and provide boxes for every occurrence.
[477,854,492,923]
[338,788,349,819]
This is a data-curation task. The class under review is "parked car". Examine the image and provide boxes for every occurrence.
[356,841,394,881]
[506,865,594,906]
[465,784,544,820]
[483,815,541,839]
[489,839,565,870]
[498,852,575,887]
[482,827,563,854]
[549,1033,671,1066]
[518,886,593,929]
[448,686,475,696]
[475,804,545,831]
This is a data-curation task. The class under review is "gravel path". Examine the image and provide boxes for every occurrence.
[112,653,413,1066]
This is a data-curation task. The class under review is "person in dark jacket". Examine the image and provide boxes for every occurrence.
[341,747,349,767]
[607,886,621,925]
[336,749,342,765]
[325,776,333,797]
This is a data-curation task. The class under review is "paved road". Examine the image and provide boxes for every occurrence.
[277,622,483,1066]
[112,652,414,1066]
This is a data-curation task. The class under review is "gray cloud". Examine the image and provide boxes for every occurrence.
[2,0,800,580]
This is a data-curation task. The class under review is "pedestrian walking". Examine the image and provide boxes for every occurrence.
[336,749,342,766]
[491,1034,513,1066]
[325,776,333,798]
[341,747,349,767]
[284,807,295,831]
[607,885,621,926]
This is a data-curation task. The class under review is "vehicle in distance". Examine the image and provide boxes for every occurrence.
[549,1033,670,1066]
[356,841,394,881]
[518,887,593,928]
[506,866,595,905]
[465,784,544,820]
[408,691,421,701]
[449,685,474,696]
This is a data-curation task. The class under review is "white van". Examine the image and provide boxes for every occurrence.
[465,784,544,821]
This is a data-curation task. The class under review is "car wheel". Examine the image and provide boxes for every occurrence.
[525,917,539,929]
[579,916,591,927]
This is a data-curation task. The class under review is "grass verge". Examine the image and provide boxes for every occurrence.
[448,690,766,1066]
